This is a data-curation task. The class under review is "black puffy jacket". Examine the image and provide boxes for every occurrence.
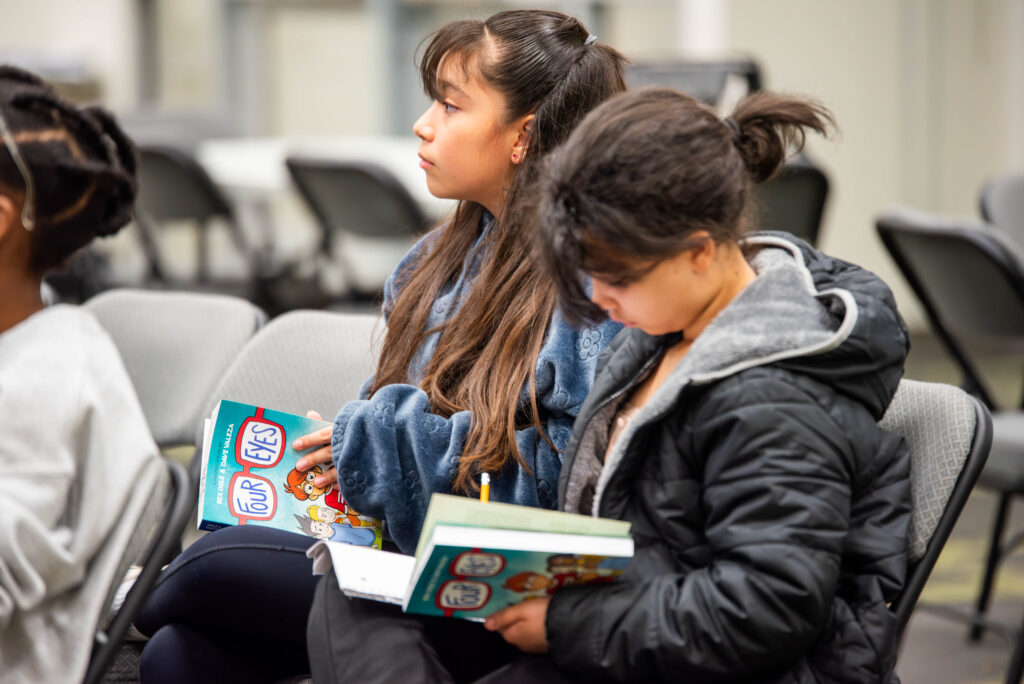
[547,234,911,683]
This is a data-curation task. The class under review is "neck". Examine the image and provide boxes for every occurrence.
[682,243,756,343]
[0,269,45,336]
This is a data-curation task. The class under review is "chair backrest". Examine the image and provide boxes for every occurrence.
[137,145,235,223]
[85,289,267,448]
[880,379,992,639]
[876,206,1024,410]
[750,154,829,246]
[85,458,194,684]
[627,58,761,106]
[285,157,428,247]
[980,172,1024,247]
[194,309,383,449]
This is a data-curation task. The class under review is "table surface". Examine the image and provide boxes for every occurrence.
[197,135,455,219]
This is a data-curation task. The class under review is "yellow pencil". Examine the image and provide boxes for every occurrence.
[480,473,490,503]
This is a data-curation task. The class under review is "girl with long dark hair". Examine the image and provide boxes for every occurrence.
[138,11,628,683]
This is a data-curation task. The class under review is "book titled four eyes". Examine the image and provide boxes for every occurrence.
[197,399,383,549]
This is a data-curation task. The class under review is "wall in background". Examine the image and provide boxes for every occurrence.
[4,0,1022,330]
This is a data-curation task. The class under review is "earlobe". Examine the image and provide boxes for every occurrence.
[0,194,17,242]
[511,114,536,164]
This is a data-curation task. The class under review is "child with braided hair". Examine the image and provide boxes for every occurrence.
[0,65,162,684]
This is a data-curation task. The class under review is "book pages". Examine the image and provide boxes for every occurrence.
[308,540,414,605]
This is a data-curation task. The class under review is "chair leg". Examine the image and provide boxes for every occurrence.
[1004,614,1024,684]
[972,493,1012,642]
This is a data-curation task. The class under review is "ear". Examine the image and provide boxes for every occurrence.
[0,194,17,241]
[688,231,716,273]
[510,114,535,165]
[0,194,21,252]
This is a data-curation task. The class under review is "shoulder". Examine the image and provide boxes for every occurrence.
[4,306,145,421]
[540,308,623,366]
[382,227,445,312]
[0,306,149,462]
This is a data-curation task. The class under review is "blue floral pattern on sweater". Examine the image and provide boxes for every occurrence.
[331,215,621,553]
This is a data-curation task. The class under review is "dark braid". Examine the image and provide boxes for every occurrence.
[0,65,138,274]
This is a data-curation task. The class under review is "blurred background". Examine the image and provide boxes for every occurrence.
[3,1,1023,682]
[3,0,1021,328]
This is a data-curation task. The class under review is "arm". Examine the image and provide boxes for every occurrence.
[0,318,158,629]
[330,383,576,553]
[546,377,866,681]
[332,313,621,554]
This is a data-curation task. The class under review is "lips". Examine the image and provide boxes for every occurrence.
[418,153,434,169]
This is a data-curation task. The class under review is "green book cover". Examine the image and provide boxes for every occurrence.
[308,493,633,621]
[198,399,382,548]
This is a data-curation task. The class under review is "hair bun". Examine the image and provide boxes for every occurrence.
[728,92,834,183]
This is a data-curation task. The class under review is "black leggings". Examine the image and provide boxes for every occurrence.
[136,525,319,684]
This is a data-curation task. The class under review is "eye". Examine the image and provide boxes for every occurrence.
[305,471,315,482]
[441,101,458,114]
[595,274,636,289]
[304,484,314,494]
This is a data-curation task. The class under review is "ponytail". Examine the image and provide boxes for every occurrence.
[726,91,835,183]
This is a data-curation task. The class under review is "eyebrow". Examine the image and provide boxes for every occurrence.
[436,78,469,99]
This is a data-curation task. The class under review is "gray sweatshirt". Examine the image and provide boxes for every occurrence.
[0,306,161,684]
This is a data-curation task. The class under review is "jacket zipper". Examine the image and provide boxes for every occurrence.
[560,350,662,507]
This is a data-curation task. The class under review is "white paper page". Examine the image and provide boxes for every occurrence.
[307,540,415,605]
[195,417,212,530]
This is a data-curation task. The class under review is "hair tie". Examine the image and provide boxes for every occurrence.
[723,117,742,143]
[584,34,598,47]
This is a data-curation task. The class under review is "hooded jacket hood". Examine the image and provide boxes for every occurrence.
[561,232,910,514]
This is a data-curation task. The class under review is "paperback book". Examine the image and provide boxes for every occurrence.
[197,399,382,548]
[307,493,633,621]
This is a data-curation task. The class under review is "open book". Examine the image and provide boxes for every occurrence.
[197,399,382,548]
[307,493,633,621]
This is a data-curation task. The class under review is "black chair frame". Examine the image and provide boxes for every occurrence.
[84,459,195,684]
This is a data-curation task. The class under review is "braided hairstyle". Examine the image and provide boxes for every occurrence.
[0,65,137,275]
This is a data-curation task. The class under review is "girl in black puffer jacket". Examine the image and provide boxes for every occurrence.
[481,88,912,683]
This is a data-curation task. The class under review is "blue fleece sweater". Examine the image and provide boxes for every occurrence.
[331,216,621,553]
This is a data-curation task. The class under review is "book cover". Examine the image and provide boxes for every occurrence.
[198,399,382,548]
[404,524,632,621]
[308,493,633,621]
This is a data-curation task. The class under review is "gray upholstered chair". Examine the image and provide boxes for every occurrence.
[192,309,383,461]
[980,172,1024,249]
[881,380,992,643]
[878,208,1024,682]
[84,289,267,457]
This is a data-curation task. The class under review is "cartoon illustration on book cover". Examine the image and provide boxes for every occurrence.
[198,400,383,548]
[410,549,628,620]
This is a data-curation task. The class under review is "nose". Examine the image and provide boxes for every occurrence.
[413,107,434,142]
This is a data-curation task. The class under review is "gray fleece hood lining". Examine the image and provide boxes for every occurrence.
[588,235,860,516]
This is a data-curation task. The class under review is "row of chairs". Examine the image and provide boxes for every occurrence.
[129,144,830,313]
[132,147,429,315]
[875,193,1024,683]
[80,289,382,682]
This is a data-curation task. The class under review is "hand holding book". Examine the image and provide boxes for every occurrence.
[197,400,383,547]
[291,409,337,490]
[483,596,550,654]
